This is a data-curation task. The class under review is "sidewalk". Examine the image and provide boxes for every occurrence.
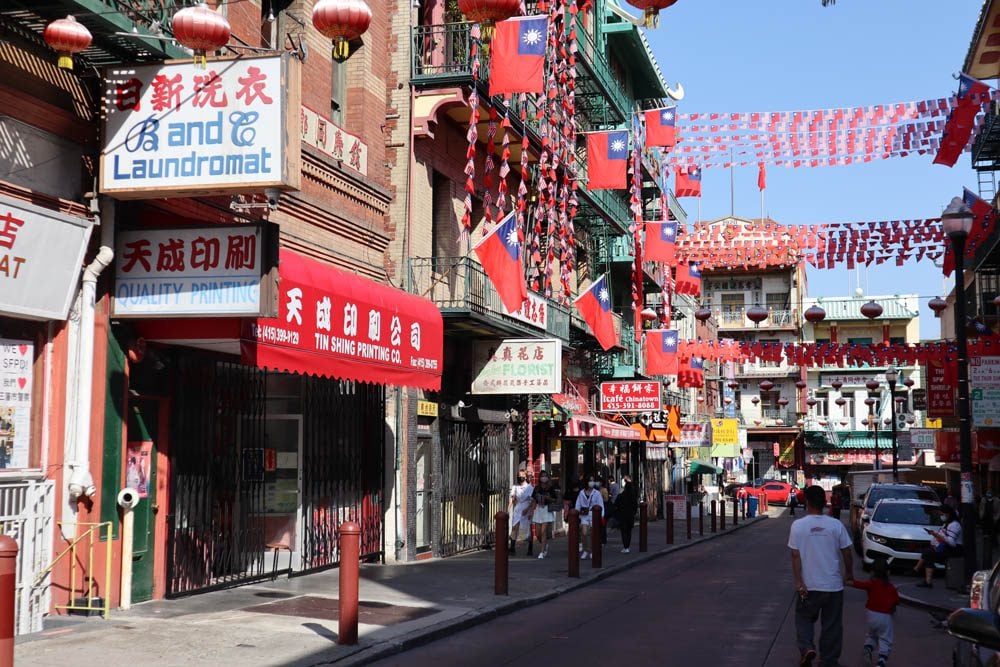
[897,579,968,614]
[16,509,768,667]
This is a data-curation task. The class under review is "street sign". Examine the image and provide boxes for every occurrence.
[972,357,1000,427]
[911,388,927,411]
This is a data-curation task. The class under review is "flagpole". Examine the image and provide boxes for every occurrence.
[730,147,735,218]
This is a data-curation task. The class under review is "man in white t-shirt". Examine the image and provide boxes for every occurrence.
[788,485,854,667]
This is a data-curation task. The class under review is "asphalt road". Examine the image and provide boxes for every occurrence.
[371,514,955,666]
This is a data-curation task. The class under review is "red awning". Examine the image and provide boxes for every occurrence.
[241,250,443,390]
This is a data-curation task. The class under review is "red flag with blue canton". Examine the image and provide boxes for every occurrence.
[644,220,677,265]
[473,210,527,313]
[586,131,629,189]
[488,17,548,96]
[574,274,618,350]
[677,357,704,388]
[958,73,990,109]
[645,329,679,376]
[675,165,702,198]
[644,106,677,149]
[675,263,701,296]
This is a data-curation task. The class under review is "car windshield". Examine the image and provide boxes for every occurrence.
[866,487,938,509]
[872,504,944,526]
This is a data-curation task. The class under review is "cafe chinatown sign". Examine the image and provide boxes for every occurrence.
[101,54,301,198]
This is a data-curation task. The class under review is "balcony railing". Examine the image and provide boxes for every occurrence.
[745,407,799,426]
[593,316,642,378]
[714,308,797,330]
[572,14,630,123]
[408,256,570,341]
[736,363,799,377]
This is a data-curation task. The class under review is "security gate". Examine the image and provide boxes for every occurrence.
[439,419,508,557]
[0,480,53,634]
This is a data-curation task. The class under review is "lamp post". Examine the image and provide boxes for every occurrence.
[865,394,879,470]
[886,366,898,481]
[942,196,976,581]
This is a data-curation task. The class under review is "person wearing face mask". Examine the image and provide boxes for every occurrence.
[575,475,605,560]
[616,475,638,554]
[509,470,534,556]
[529,471,560,559]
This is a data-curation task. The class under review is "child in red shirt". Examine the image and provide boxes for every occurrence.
[852,559,899,667]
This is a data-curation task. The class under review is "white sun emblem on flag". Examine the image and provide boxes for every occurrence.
[522,29,542,46]
[662,111,673,122]
[505,227,518,246]
[611,139,625,153]
[598,287,609,303]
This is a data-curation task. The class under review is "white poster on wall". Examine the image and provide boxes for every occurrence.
[471,338,562,395]
[0,339,31,469]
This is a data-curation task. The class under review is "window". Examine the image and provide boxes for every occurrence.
[720,293,744,326]
[765,292,788,310]
[431,172,458,269]
[814,392,829,417]
[331,59,346,126]
[848,337,872,345]
[840,391,855,418]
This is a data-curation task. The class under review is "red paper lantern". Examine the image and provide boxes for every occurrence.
[835,397,846,406]
[903,377,914,388]
[457,0,521,43]
[172,3,231,66]
[746,304,769,325]
[753,420,762,426]
[839,420,849,427]
[818,419,828,427]
[830,380,843,391]
[775,419,784,426]
[623,0,679,28]
[864,397,876,406]
[777,397,789,407]
[694,305,712,322]
[723,396,733,404]
[697,393,705,403]
[865,379,880,391]
[794,379,807,390]
[804,304,826,323]
[751,396,760,405]
[860,300,883,319]
[43,15,92,71]
[727,381,739,389]
[928,296,947,317]
[796,419,805,427]
[806,396,818,408]
[313,0,373,62]
[759,379,774,392]
[640,307,658,322]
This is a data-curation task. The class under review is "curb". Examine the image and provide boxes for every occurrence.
[321,513,769,666]
[898,586,965,615]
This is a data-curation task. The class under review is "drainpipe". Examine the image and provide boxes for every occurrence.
[62,195,114,538]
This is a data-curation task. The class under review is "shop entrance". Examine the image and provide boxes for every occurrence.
[126,397,162,603]
[262,415,302,571]
[415,435,434,554]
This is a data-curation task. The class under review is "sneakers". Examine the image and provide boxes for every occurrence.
[863,646,873,665]
[877,657,887,667]
[581,551,590,560]
[799,648,816,666]
[537,551,546,559]
[621,548,630,554]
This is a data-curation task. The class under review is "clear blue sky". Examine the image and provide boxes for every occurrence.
[644,0,983,339]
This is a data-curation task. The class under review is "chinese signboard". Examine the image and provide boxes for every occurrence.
[910,388,927,411]
[301,105,368,176]
[710,418,739,446]
[910,429,937,448]
[808,450,916,466]
[599,381,662,412]
[926,359,955,418]
[417,400,438,417]
[678,423,708,448]
[0,340,32,469]
[822,373,879,387]
[113,225,278,318]
[0,196,93,320]
[471,338,561,395]
[503,291,548,330]
[972,357,1000,427]
[102,55,301,198]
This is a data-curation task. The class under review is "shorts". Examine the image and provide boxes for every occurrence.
[532,507,555,524]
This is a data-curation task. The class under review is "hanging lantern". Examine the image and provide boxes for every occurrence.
[727,380,739,390]
[895,395,907,404]
[622,0,679,29]
[905,415,915,425]
[172,3,231,67]
[313,0,373,63]
[860,300,883,319]
[759,379,774,392]
[994,294,1000,306]
[777,397,789,407]
[864,397,876,406]
[697,393,705,403]
[775,419,784,426]
[753,420,762,426]
[751,396,760,406]
[831,380,843,391]
[818,419,828,427]
[640,307,658,322]
[795,379,807,390]
[865,379,880,392]
[903,377,914,388]
[804,304,826,324]
[835,397,847,406]
[806,396,818,408]
[746,304,769,325]
[723,396,733,405]
[43,15,92,70]
[883,417,892,426]
[928,296,948,317]
[839,420,849,426]
[694,305,712,322]
[796,418,805,427]
[456,0,520,46]
[861,418,870,427]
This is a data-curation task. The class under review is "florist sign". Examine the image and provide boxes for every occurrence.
[471,339,561,395]
[101,55,301,198]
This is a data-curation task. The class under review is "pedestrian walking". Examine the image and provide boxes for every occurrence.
[508,470,533,556]
[529,471,560,559]
[788,485,854,667]
[788,485,799,517]
[852,558,899,667]
[912,504,963,588]
[616,475,638,553]
[575,475,604,560]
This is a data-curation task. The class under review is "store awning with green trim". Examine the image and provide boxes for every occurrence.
[689,459,724,475]
[805,430,892,449]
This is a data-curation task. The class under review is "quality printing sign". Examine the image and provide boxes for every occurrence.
[113,225,278,317]
[101,55,301,198]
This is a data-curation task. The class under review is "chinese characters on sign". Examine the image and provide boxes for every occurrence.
[0,340,32,469]
[502,291,548,330]
[114,225,274,317]
[599,381,662,412]
[821,373,880,387]
[710,418,739,446]
[926,359,956,418]
[471,338,562,395]
[102,56,299,197]
[300,106,369,177]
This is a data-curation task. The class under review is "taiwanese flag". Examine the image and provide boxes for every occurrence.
[587,131,629,190]
[473,211,527,313]
[645,106,677,148]
[677,357,704,388]
[574,274,618,350]
[675,165,702,198]
[675,263,701,296]
[958,73,990,109]
[488,17,548,96]
[645,329,679,376]
[645,220,677,265]
[757,162,766,191]
[965,187,992,228]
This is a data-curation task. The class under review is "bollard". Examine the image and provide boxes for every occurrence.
[567,509,580,578]
[699,502,704,536]
[494,511,509,595]
[591,506,603,568]
[732,497,738,525]
[741,496,747,519]
[338,521,361,645]
[639,502,648,552]
[666,502,675,545]
[0,535,15,665]
[710,500,717,533]
[686,501,692,539]
[721,500,727,530]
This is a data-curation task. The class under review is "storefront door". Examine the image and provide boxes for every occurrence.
[263,415,302,571]
[415,435,433,554]
[126,398,160,603]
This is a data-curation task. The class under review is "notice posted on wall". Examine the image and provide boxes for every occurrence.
[0,339,32,469]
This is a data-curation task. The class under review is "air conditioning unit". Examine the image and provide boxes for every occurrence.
[895,412,909,430]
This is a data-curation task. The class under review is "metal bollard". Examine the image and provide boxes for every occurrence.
[666,502,675,544]
[567,509,580,578]
[686,501,692,539]
[699,502,704,536]
[732,497,738,525]
[0,535,15,665]
[338,522,361,645]
[741,496,747,519]
[639,502,648,552]
[591,506,603,568]
[711,499,717,533]
[494,511,509,595]
[721,500,727,530]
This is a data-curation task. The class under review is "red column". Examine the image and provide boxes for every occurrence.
[0,535,15,665]
[567,510,580,578]
[338,522,360,645]
[494,511,509,595]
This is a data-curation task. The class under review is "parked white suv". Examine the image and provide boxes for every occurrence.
[853,482,939,554]
[862,498,945,568]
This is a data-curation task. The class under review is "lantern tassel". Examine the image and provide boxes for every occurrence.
[333,38,350,62]
[57,53,74,70]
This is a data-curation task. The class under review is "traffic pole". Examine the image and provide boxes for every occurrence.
[567,509,580,578]
[591,506,603,568]
[639,502,648,552]
[338,522,361,645]
[699,501,704,536]
[721,500,727,530]
[710,499,717,533]
[666,502,675,545]
[494,511,509,595]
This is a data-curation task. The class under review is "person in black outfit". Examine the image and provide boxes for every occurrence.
[617,475,639,554]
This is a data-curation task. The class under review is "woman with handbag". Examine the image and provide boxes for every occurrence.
[913,504,963,588]
[575,474,605,560]
[529,471,560,559]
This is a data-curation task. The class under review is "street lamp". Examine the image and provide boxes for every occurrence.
[886,366,898,481]
[942,195,976,582]
[865,394,879,470]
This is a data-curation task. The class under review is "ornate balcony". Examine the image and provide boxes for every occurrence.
[714,308,798,331]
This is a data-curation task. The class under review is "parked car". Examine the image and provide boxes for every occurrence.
[751,480,804,506]
[724,483,752,498]
[852,482,938,554]
[947,559,1000,666]
[861,498,944,569]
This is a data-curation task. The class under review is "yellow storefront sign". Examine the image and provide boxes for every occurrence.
[925,418,942,429]
[417,400,438,417]
[710,418,739,446]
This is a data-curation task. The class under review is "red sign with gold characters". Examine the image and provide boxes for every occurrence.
[599,381,662,412]
[927,359,956,418]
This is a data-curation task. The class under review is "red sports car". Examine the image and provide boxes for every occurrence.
[752,481,805,506]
